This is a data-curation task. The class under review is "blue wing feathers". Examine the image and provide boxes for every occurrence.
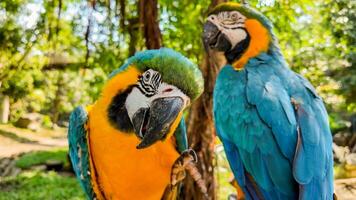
[214,66,296,199]
[247,71,297,161]
[214,53,333,199]
[68,106,94,199]
[220,137,257,200]
[220,137,246,186]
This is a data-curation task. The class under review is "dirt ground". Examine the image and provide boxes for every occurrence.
[0,124,356,199]
[0,124,67,157]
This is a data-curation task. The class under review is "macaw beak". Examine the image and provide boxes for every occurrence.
[202,21,232,52]
[132,97,184,149]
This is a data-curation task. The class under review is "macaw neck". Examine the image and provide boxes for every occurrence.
[220,41,287,75]
[229,36,285,71]
[229,19,283,70]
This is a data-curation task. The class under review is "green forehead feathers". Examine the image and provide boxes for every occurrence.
[109,48,204,100]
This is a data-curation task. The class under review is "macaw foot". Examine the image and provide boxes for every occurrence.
[170,149,198,186]
[170,149,209,199]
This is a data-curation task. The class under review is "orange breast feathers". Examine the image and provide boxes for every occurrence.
[232,19,271,70]
[87,66,180,200]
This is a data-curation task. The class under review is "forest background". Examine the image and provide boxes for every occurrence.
[0,0,355,199]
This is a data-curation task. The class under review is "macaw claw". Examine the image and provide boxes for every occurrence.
[170,149,197,186]
[170,149,209,199]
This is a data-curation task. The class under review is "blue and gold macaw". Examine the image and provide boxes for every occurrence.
[68,48,203,200]
[202,3,334,200]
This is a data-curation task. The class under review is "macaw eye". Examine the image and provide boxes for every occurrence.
[231,13,238,20]
[208,15,216,21]
[144,72,151,81]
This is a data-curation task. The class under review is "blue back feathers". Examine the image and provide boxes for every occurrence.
[214,52,333,199]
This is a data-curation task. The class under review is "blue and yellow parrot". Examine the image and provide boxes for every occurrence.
[68,48,203,200]
[202,3,334,200]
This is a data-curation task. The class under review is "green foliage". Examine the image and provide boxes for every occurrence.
[1,70,35,99]
[42,115,53,128]
[0,0,354,198]
[322,0,356,111]
[0,0,354,131]
[15,149,68,169]
[329,113,349,133]
[160,0,209,64]
[0,171,85,200]
[0,0,23,53]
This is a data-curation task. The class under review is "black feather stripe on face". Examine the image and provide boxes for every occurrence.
[225,28,251,63]
[151,73,161,90]
[107,86,134,133]
[136,70,162,97]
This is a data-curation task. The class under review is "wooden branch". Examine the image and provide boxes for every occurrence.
[107,0,114,45]
[85,1,95,66]
[182,0,227,199]
[127,17,140,56]
[56,0,62,36]
[138,0,162,49]
[119,0,126,32]
[41,62,88,71]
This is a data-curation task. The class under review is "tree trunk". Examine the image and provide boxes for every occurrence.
[183,0,227,199]
[0,94,10,124]
[139,0,162,49]
[85,0,95,66]
[51,72,65,126]
[127,17,140,56]
[118,0,126,32]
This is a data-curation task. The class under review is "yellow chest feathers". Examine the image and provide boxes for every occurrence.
[87,104,179,200]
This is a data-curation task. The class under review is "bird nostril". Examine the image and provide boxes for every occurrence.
[163,88,173,93]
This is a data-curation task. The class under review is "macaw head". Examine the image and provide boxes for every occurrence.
[202,2,275,70]
[103,48,203,149]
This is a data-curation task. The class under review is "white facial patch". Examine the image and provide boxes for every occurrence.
[155,82,190,108]
[125,69,190,124]
[125,87,150,121]
[224,29,248,49]
[208,11,248,49]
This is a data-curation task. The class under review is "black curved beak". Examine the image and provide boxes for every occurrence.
[132,97,184,149]
[202,21,231,52]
